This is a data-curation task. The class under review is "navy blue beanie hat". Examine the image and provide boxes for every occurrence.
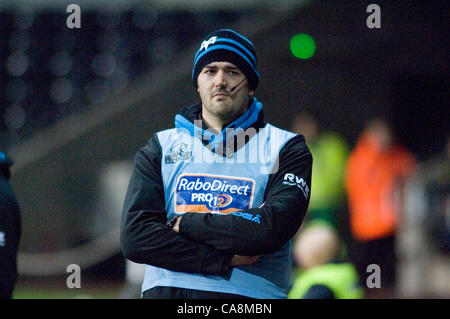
[192,29,259,90]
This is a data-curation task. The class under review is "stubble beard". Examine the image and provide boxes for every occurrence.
[204,95,249,124]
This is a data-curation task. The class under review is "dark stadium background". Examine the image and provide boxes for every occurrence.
[1,0,447,298]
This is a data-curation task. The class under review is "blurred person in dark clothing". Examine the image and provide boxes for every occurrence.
[0,151,21,299]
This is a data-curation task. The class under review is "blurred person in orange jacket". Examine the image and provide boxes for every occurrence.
[345,118,415,297]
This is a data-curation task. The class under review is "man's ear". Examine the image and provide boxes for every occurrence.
[248,89,255,97]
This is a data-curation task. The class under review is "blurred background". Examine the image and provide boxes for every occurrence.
[0,0,448,298]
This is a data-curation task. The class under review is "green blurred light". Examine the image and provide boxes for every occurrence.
[290,33,316,59]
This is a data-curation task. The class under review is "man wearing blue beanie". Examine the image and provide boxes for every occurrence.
[121,29,312,299]
[192,29,259,91]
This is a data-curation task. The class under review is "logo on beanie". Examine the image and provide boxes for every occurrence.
[200,36,217,51]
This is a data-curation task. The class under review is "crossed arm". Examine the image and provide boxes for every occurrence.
[120,135,312,276]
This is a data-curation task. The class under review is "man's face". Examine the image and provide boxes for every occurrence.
[197,61,254,126]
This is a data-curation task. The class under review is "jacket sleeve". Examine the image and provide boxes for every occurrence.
[120,135,233,276]
[0,178,21,299]
[179,134,312,256]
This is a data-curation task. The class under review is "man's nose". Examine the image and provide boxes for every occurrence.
[214,70,227,88]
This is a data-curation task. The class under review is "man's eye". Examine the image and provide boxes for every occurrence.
[205,69,216,74]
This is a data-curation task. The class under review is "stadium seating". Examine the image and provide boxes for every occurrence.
[0,5,241,149]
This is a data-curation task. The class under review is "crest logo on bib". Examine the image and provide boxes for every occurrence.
[165,142,192,163]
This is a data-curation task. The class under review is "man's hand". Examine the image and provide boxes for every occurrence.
[172,216,181,233]
[231,255,260,266]
[172,216,260,266]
